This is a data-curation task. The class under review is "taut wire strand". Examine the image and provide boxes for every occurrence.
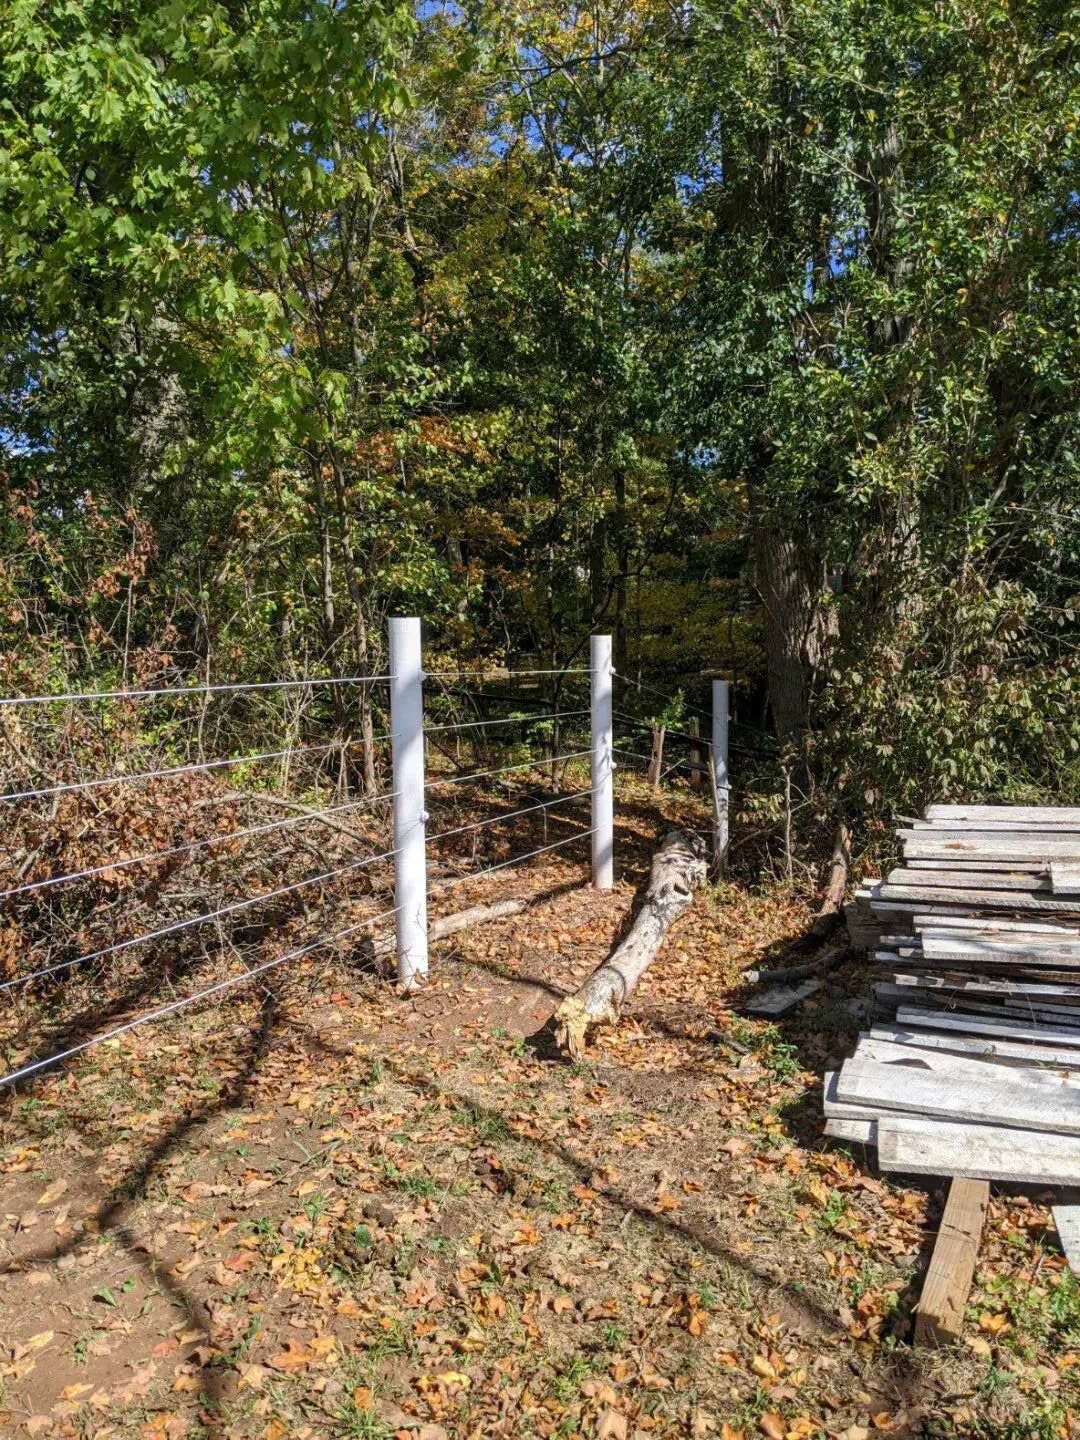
[1,735,389,804]
[1,843,399,991]
[430,827,596,894]
[0,674,392,707]
[0,788,396,900]
[0,905,401,1088]
[427,787,594,843]
[427,750,591,788]
[424,709,587,735]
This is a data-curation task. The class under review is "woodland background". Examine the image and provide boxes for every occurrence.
[2,0,1080,874]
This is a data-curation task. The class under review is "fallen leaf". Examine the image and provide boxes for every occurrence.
[597,1409,628,1440]
[267,1339,312,1372]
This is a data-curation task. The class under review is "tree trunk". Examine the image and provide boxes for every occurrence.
[820,820,850,915]
[613,468,629,672]
[648,727,665,790]
[328,445,378,796]
[754,523,833,746]
[554,829,707,1057]
[689,718,704,792]
[309,455,346,734]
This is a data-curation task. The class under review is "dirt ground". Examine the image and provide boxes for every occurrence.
[2,787,1080,1440]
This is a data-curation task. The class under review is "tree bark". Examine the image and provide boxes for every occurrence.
[818,819,850,917]
[613,468,629,671]
[754,523,834,746]
[648,726,665,790]
[554,829,707,1057]
[327,445,378,797]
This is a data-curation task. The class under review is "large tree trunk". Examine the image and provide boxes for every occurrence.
[554,829,707,1057]
[754,523,835,745]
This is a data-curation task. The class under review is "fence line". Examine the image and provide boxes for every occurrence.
[428,750,591,789]
[614,669,711,720]
[3,620,727,1083]
[0,904,401,1088]
[0,788,397,901]
[1,736,389,805]
[0,674,391,707]
[430,828,598,896]
[427,787,593,844]
[426,668,590,680]
[425,709,588,736]
[1,843,399,992]
[614,710,713,751]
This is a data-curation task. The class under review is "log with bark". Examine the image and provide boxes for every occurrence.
[554,829,708,1057]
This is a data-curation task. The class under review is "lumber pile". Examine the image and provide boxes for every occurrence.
[830,804,1080,1183]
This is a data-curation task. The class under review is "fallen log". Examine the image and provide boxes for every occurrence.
[362,898,527,962]
[554,829,708,1057]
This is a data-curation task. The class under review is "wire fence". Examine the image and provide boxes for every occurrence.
[1,631,733,1088]
[0,673,392,707]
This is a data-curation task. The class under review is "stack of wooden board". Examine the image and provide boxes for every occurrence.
[829,804,1080,1184]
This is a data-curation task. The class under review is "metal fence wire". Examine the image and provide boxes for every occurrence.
[1,625,731,1086]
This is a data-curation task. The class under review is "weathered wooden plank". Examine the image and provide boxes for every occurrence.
[902,832,1080,860]
[914,1179,990,1348]
[878,1117,1080,1185]
[855,1036,1080,1086]
[906,950,1080,975]
[886,973,1080,1002]
[825,1117,876,1144]
[1051,865,1080,896]
[869,1023,1080,1068]
[876,950,1080,982]
[895,1005,1080,1046]
[877,983,1080,1024]
[836,1056,1080,1133]
[878,883,1080,912]
[822,1070,880,1120]
[1053,1206,1080,1276]
[908,858,1047,872]
[921,933,1080,967]
[912,822,1080,835]
[871,898,997,920]
[892,995,1080,1029]
[913,915,1080,935]
[921,932,1080,958]
[744,977,821,1016]
[887,867,1051,892]
[925,804,1080,826]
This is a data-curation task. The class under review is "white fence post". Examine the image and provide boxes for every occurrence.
[591,634,614,889]
[712,678,730,874]
[390,616,428,987]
